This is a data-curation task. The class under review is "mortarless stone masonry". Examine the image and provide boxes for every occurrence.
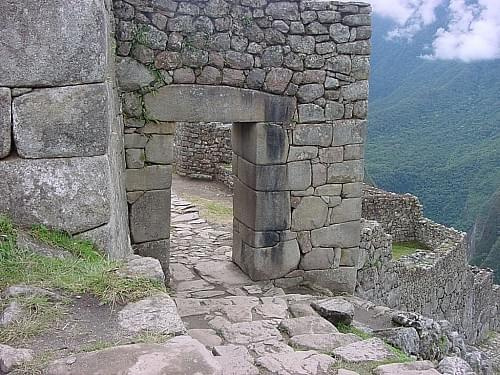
[114,0,372,286]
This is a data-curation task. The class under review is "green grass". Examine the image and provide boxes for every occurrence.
[30,224,102,261]
[392,241,429,260]
[336,323,373,340]
[0,215,165,344]
[185,196,233,224]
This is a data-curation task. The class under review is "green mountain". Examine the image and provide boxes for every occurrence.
[366,15,500,231]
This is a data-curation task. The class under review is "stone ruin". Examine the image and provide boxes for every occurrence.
[0,0,371,292]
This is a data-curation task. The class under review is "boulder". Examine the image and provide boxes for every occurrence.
[438,356,475,375]
[279,316,339,337]
[45,337,222,375]
[374,361,440,375]
[289,333,360,352]
[0,344,34,373]
[332,338,394,363]
[117,255,165,283]
[255,350,335,375]
[311,298,355,325]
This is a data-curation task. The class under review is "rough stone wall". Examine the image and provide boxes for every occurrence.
[0,0,131,258]
[113,0,372,287]
[174,122,232,179]
[357,190,500,344]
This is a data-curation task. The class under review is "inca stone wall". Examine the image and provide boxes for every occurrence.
[174,122,232,179]
[114,0,372,287]
[357,188,500,344]
[0,0,131,258]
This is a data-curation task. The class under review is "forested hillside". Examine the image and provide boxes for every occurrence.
[366,15,500,231]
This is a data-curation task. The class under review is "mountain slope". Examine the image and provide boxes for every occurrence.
[366,15,500,230]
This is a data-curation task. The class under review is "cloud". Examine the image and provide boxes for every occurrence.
[364,0,500,62]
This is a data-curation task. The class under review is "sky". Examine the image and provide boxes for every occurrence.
[365,0,500,62]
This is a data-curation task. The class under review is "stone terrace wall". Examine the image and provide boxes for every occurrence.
[0,0,130,259]
[357,191,500,344]
[174,122,232,179]
[114,0,373,287]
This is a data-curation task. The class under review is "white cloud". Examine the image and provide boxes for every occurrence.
[365,0,500,62]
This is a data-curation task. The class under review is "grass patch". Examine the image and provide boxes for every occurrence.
[392,241,429,260]
[336,323,373,340]
[132,331,173,344]
[0,215,164,305]
[30,224,102,261]
[0,296,65,345]
[185,196,233,224]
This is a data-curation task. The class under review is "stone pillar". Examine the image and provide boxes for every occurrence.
[0,0,130,258]
[124,122,175,277]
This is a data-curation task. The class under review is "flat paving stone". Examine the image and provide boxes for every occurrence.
[311,298,355,325]
[188,329,222,348]
[248,340,294,357]
[176,279,215,292]
[374,361,440,375]
[332,338,394,363]
[170,263,196,281]
[289,333,360,353]
[279,316,339,337]
[194,260,253,287]
[213,345,259,375]
[255,350,336,375]
[118,294,186,335]
[44,336,221,375]
[221,320,283,345]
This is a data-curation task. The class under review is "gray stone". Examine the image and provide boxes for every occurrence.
[0,88,11,158]
[438,357,475,375]
[288,35,316,54]
[237,158,287,191]
[319,147,343,163]
[118,293,186,335]
[0,301,24,327]
[288,146,318,161]
[343,14,371,26]
[131,44,154,64]
[329,23,350,43]
[145,85,295,123]
[197,66,222,85]
[300,248,337,270]
[0,156,110,233]
[328,160,364,183]
[293,124,332,146]
[255,351,335,375]
[333,338,394,363]
[287,161,312,190]
[330,198,361,223]
[374,361,440,375]
[311,221,360,248]
[125,134,148,148]
[188,329,222,348]
[344,144,364,160]
[374,327,420,356]
[222,68,246,87]
[302,70,326,84]
[311,298,355,325]
[3,284,63,301]
[304,267,357,293]
[327,55,351,74]
[126,149,145,169]
[118,255,165,283]
[0,345,34,374]
[306,22,329,35]
[265,2,299,20]
[154,51,182,70]
[318,11,341,23]
[0,0,106,86]
[225,51,254,69]
[130,190,170,243]
[315,184,342,196]
[13,84,108,158]
[44,337,221,375]
[337,41,371,55]
[279,316,339,337]
[221,320,283,345]
[16,231,74,260]
[235,239,300,281]
[298,104,325,123]
[292,196,328,230]
[141,24,168,49]
[126,165,173,191]
[134,239,170,278]
[122,92,143,118]
[145,135,174,164]
[264,68,293,94]
[194,260,253,287]
[325,102,345,120]
[214,345,259,374]
[173,68,196,83]
[341,81,369,101]
[290,333,360,352]
[297,84,324,103]
[262,46,284,67]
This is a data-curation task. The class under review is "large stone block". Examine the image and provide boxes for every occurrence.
[126,165,173,191]
[287,161,312,190]
[129,190,170,243]
[232,123,289,165]
[330,198,362,223]
[235,220,280,248]
[134,239,170,278]
[293,124,332,146]
[237,158,287,191]
[13,84,109,158]
[0,156,110,233]
[233,179,290,231]
[304,267,357,293]
[311,221,361,248]
[300,248,336,270]
[327,160,364,183]
[116,57,156,92]
[332,120,366,146]
[0,0,106,86]
[144,85,295,123]
[0,88,11,158]
[234,239,301,281]
[291,196,328,231]
[145,135,174,164]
